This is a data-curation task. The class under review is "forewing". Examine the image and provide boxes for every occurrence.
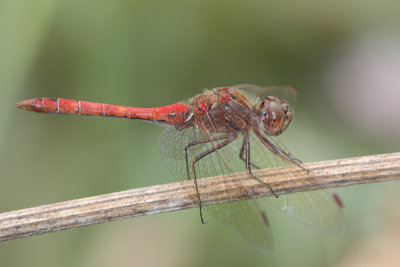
[248,132,346,232]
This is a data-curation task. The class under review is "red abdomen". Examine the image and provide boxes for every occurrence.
[17,98,189,126]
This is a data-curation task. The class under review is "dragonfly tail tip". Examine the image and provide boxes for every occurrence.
[16,100,32,111]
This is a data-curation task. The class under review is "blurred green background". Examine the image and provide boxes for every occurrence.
[1,0,400,266]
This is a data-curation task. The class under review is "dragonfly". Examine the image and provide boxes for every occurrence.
[16,84,345,250]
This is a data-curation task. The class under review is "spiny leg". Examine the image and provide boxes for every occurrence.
[253,127,307,173]
[239,137,260,169]
[184,134,231,181]
[242,132,279,198]
[190,135,238,224]
[183,134,234,224]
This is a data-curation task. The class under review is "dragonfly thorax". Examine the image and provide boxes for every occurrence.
[187,87,254,134]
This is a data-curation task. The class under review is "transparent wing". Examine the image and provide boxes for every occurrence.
[160,125,345,230]
[249,132,345,232]
[265,188,345,232]
[231,84,298,107]
[159,125,274,250]
[206,200,274,250]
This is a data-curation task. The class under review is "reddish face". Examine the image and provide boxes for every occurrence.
[258,96,293,136]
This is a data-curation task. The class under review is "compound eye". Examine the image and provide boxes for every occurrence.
[260,97,293,136]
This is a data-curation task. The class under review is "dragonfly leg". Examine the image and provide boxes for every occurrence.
[239,138,260,169]
[184,134,232,181]
[188,134,238,224]
[253,127,308,173]
[242,132,279,198]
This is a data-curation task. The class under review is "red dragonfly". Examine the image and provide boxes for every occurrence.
[17,84,344,250]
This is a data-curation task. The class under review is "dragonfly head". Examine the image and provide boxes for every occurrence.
[258,96,293,136]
